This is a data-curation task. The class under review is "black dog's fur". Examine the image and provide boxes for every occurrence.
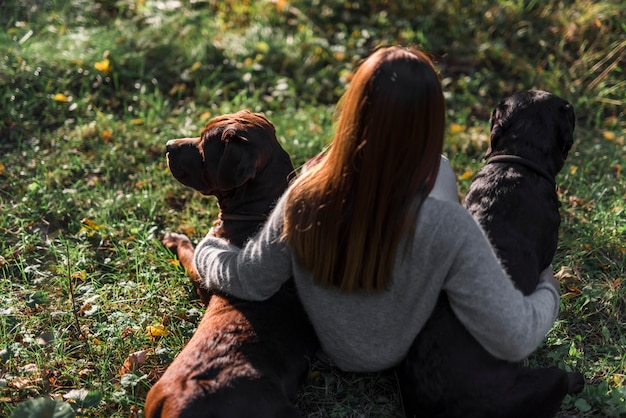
[397,90,585,418]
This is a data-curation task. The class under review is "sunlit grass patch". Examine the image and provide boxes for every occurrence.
[1,0,624,416]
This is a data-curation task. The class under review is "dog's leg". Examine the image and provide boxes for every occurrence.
[162,232,211,304]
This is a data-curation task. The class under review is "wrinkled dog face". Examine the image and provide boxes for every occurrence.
[165,110,275,196]
[486,90,575,175]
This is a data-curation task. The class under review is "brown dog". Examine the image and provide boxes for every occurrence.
[144,110,318,418]
[397,91,584,417]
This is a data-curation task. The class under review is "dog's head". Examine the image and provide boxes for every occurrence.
[165,110,294,200]
[485,90,575,175]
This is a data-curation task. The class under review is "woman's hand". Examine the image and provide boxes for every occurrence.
[540,265,560,293]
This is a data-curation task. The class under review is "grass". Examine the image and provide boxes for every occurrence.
[0,0,624,416]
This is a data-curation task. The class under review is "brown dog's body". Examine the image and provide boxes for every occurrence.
[398,91,584,417]
[144,111,318,418]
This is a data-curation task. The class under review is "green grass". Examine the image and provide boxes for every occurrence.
[1,0,624,416]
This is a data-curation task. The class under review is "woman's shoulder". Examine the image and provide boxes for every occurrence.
[421,197,471,220]
[418,198,484,239]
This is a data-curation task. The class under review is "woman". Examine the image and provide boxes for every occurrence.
[194,46,559,373]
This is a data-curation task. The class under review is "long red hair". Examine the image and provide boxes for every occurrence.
[283,46,445,292]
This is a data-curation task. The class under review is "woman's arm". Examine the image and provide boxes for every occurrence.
[193,195,292,300]
[441,206,560,361]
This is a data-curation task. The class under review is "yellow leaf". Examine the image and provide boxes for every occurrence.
[94,58,111,73]
[200,111,212,121]
[146,325,169,338]
[131,118,144,125]
[611,373,624,387]
[449,123,465,135]
[101,129,113,142]
[81,218,101,230]
[53,93,70,102]
[190,61,201,72]
[168,258,181,267]
[275,0,288,12]
[333,52,345,61]
[569,165,578,175]
[255,41,270,53]
[459,170,474,181]
[603,131,616,141]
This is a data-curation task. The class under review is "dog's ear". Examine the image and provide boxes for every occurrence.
[559,103,575,160]
[216,128,258,190]
[485,105,505,159]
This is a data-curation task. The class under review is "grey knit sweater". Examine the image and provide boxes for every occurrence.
[194,169,559,373]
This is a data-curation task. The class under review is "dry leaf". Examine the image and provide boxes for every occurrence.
[119,349,150,376]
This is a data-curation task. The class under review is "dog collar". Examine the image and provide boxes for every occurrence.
[487,155,556,188]
[218,212,268,222]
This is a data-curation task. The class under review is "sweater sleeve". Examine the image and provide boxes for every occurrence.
[441,206,560,361]
[193,195,292,300]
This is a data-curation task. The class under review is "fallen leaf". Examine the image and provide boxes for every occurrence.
[603,131,616,141]
[101,129,113,142]
[449,123,466,135]
[129,405,140,418]
[120,349,150,375]
[121,326,134,339]
[94,58,111,73]
[146,325,169,338]
[200,111,212,121]
[613,164,621,179]
[81,218,101,230]
[565,284,582,295]
[10,376,32,389]
[53,93,70,102]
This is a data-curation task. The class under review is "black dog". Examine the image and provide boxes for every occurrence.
[397,90,584,418]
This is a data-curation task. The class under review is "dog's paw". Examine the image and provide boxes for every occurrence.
[567,371,585,394]
[162,232,192,252]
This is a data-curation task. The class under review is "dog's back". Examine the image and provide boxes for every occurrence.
[464,90,575,294]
